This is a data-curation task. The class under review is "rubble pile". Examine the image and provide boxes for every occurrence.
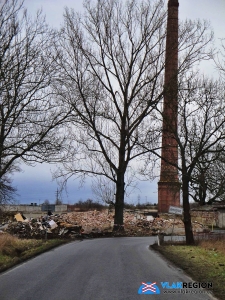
[60,210,206,236]
[61,210,114,233]
[1,213,81,239]
[0,210,208,239]
[124,216,206,236]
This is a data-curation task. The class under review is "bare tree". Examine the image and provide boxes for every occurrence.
[178,76,225,244]
[190,152,225,205]
[191,40,225,205]
[91,168,138,206]
[0,174,17,204]
[0,0,70,203]
[91,177,115,206]
[53,0,166,231]
[215,39,225,78]
[55,188,63,205]
[210,38,225,199]
[138,10,214,244]
[53,0,216,232]
[151,74,225,244]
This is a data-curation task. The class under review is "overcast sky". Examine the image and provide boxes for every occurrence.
[13,0,225,205]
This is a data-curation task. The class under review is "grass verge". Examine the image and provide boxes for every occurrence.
[151,238,225,300]
[0,233,70,273]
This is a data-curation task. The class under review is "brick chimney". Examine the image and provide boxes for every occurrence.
[158,0,180,213]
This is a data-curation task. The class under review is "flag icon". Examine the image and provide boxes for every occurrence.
[138,282,161,294]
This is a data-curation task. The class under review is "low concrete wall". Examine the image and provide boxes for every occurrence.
[1,205,41,213]
[0,204,68,214]
[55,205,67,212]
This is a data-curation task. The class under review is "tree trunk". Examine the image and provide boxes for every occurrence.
[113,113,126,232]
[182,176,195,245]
[199,171,207,206]
[113,171,125,232]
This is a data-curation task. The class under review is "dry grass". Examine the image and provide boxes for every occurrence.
[0,233,69,273]
[197,238,225,255]
[0,233,15,252]
[0,233,43,257]
[152,237,225,300]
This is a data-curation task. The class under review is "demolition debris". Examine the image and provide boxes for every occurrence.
[0,209,208,239]
[1,213,81,239]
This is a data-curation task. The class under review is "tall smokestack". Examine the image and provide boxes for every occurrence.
[158,0,180,213]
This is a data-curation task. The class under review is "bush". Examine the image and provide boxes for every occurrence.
[136,202,158,209]
[72,199,106,211]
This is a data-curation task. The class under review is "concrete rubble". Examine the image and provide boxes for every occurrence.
[59,209,207,236]
[0,210,208,239]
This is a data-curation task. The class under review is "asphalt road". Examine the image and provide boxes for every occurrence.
[0,237,216,300]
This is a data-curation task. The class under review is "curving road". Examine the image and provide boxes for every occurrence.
[0,237,216,300]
